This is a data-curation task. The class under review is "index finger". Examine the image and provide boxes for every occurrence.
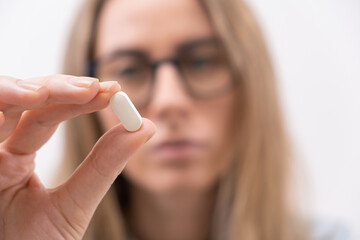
[0,75,100,113]
[0,75,101,143]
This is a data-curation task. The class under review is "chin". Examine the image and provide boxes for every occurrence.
[132,167,218,196]
[123,151,224,195]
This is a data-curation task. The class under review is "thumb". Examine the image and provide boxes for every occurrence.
[53,118,155,225]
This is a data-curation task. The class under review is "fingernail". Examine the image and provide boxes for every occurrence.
[69,77,98,88]
[17,80,43,91]
[99,81,121,93]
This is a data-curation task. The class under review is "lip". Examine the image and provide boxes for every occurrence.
[152,140,206,161]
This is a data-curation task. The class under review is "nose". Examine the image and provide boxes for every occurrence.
[146,63,193,122]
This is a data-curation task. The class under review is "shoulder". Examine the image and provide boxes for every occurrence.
[309,220,358,240]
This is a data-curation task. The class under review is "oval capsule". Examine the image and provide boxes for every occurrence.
[110,91,142,132]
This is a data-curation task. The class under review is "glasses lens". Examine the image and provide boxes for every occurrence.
[96,55,152,108]
[180,44,232,98]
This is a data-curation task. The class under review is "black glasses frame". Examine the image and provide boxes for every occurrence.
[87,38,237,107]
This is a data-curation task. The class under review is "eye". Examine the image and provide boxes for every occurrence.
[188,55,217,69]
[117,66,143,78]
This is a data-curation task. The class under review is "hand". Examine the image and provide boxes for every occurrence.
[0,75,156,240]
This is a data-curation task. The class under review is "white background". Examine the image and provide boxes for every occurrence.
[0,0,359,235]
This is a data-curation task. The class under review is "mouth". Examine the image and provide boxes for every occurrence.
[153,140,206,161]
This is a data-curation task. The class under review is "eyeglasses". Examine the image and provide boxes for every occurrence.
[88,38,235,108]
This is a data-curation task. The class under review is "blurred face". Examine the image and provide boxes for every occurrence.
[96,0,235,194]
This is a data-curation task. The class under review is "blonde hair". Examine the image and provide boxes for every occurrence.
[62,0,308,239]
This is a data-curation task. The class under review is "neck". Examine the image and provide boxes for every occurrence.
[126,186,217,240]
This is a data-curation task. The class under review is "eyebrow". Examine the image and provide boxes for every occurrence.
[96,36,220,64]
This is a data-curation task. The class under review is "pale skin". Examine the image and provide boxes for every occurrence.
[0,0,235,240]
[97,0,235,240]
[0,76,155,239]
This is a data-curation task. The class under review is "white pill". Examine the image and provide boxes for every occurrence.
[110,91,142,132]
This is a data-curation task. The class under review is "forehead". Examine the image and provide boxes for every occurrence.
[95,0,214,58]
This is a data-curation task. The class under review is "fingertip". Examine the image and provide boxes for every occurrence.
[64,77,101,104]
[107,118,156,144]
[99,81,121,96]
[68,76,99,89]
[93,119,156,160]
[140,118,157,142]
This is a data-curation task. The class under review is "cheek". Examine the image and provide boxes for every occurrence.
[197,95,235,174]
[201,98,234,142]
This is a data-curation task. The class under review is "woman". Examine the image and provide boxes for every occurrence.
[0,0,352,239]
